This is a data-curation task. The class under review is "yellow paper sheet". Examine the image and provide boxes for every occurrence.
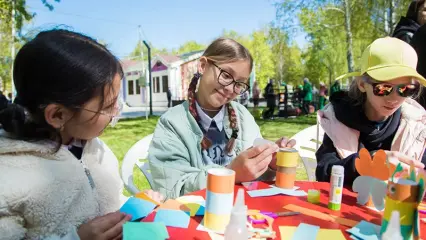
[279,226,297,240]
[316,229,345,240]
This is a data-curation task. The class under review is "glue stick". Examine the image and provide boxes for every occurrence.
[328,165,344,211]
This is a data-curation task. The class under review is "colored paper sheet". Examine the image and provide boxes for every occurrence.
[316,229,346,240]
[346,220,380,240]
[270,185,300,190]
[247,188,307,198]
[176,195,205,216]
[123,222,169,240]
[291,223,319,240]
[355,148,389,180]
[154,209,190,228]
[279,226,297,240]
[120,197,157,221]
[283,204,358,227]
[242,181,260,191]
[157,199,190,213]
[208,232,225,240]
[135,192,160,206]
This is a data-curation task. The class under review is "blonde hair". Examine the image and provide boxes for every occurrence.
[187,37,253,153]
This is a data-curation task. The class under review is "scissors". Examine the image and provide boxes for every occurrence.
[248,210,300,224]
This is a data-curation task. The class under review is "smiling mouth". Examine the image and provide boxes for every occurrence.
[215,89,230,99]
[383,106,396,111]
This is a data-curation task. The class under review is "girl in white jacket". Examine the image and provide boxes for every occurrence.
[0,29,162,240]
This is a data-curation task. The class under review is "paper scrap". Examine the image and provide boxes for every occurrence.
[135,192,160,206]
[123,222,169,240]
[279,226,297,240]
[157,199,191,213]
[120,197,157,221]
[248,188,307,198]
[208,232,225,240]
[355,148,389,180]
[316,229,346,240]
[283,204,358,227]
[346,220,380,240]
[242,181,260,191]
[270,185,300,190]
[154,209,190,228]
[253,138,275,147]
[291,223,319,240]
[176,195,205,216]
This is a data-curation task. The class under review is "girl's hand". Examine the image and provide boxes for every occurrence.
[77,212,131,240]
[269,137,297,170]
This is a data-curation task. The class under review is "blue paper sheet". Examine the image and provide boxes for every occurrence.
[120,197,157,221]
[346,220,381,240]
[123,222,169,240]
[247,187,307,198]
[154,209,191,228]
[291,223,320,240]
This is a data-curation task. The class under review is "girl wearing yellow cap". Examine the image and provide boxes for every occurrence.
[316,37,426,185]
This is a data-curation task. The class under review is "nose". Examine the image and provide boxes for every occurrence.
[223,83,234,94]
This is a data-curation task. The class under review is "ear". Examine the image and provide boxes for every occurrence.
[44,104,73,129]
[198,56,208,74]
[357,78,367,93]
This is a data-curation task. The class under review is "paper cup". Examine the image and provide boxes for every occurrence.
[275,148,299,189]
[204,168,235,232]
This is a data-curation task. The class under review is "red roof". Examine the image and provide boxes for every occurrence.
[121,60,140,70]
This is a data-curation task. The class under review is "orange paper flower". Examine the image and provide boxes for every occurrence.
[355,148,390,180]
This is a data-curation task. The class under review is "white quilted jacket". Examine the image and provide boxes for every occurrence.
[0,133,123,240]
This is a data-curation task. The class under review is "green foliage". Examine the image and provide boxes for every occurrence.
[172,41,205,55]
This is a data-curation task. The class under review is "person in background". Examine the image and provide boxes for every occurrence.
[148,38,296,199]
[263,79,276,119]
[302,78,312,114]
[0,29,163,240]
[330,80,341,98]
[7,93,12,104]
[239,89,249,108]
[411,23,426,109]
[318,82,328,110]
[393,0,426,43]
[252,81,260,112]
[167,87,172,108]
[316,37,426,186]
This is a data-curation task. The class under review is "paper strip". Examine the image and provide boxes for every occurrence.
[207,168,235,194]
[346,220,380,240]
[120,197,157,221]
[248,188,307,198]
[283,204,358,227]
[154,209,190,228]
[123,222,169,240]
[205,191,234,215]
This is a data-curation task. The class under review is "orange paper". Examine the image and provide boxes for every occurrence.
[355,149,390,180]
[207,168,235,194]
[276,171,295,189]
[283,204,358,227]
[156,199,190,212]
[135,192,160,206]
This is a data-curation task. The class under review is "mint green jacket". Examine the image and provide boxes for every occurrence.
[148,101,275,199]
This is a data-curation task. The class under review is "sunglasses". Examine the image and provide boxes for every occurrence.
[364,77,420,97]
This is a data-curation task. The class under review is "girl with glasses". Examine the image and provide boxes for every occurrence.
[148,38,296,199]
[316,37,426,186]
[0,29,163,239]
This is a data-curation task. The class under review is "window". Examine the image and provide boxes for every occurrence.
[128,80,134,95]
[162,75,168,93]
[154,77,160,93]
[136,80,141,94]
[126,72,131,76]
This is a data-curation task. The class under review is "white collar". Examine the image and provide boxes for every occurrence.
[195,102,225,132]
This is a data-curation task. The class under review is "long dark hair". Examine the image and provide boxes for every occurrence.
[0,29,123,145]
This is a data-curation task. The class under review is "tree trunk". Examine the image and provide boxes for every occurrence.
[343,0,355,79]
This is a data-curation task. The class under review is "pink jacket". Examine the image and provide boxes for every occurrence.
[318,98,426,161]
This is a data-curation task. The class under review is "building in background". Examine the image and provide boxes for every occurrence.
[121,50,256,107]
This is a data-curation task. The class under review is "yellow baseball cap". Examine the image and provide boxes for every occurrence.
[336,37,426,86]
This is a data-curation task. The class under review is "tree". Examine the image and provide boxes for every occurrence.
[247,29,274,90]
[173,41,205,55]
[128,41,170,60]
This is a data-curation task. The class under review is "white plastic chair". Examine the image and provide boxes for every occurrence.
[121,134,154,195]
[291,122,324,181]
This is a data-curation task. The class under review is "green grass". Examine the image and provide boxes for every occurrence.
[100,110,317,195]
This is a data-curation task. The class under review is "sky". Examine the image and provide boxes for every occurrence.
[25,0,306,59]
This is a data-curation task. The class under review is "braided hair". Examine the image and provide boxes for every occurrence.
[187,38,253,154]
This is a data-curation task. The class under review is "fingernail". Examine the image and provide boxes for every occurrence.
[127,214,132,219]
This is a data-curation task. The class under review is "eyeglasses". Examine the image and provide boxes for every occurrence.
[79,99,123,127]
[363,77,420,97]
[210,62,250,95]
